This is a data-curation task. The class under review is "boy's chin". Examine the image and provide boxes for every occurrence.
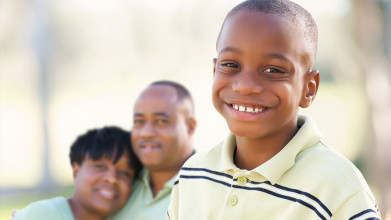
[228,123,265,139]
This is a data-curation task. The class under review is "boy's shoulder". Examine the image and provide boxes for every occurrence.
[285,141,375,201]
[297,141,367,185]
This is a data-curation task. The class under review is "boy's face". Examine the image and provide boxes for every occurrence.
[72,151,134,217]
[132,85,194,172]
[213,11,318,139]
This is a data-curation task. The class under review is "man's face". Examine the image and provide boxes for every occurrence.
[213,11,317,140]
[72,151,134,217]
[132,85,192,172]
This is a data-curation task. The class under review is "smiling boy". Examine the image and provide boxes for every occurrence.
[14,126,142,220]
[167,0,380,219]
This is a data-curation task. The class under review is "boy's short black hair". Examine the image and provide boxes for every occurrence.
[69,126,142,177]
[218,0,318,61]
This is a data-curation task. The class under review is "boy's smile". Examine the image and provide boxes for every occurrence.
[213,10,317,143]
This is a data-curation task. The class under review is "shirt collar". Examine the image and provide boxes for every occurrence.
[219,115,322,184]
[141,168,179,191]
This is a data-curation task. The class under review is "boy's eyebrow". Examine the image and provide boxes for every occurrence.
[264,53,292,63]
[218,46,243,55]
[133,112,170,117]
[218,48,293,64]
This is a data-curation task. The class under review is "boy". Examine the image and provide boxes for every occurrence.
[13,126,142,220]
[167,0,380,219]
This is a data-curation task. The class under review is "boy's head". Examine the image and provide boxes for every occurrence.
[218,0,318,67]
[212,0,319,139]
[69,126,142,218]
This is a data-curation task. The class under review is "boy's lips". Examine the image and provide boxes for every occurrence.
[225,102,269,114]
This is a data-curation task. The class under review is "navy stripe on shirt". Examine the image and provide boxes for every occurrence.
[177,167,332,220]
[348,209,380,220]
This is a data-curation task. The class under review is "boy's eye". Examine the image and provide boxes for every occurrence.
[221,62,239,69]
[264,68,284,73]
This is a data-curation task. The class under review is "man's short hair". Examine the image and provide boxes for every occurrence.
[149,80,194,110]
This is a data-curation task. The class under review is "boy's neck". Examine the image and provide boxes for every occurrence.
[234,126,299,170]
[68,197,106,220]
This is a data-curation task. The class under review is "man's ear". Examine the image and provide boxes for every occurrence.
[300,69,319,108]
[186,117,197,135]
[72,162,81,179]
[213,58,217,76]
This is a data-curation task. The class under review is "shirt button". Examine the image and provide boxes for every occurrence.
[237,176,248,185]
[227,196,238,206]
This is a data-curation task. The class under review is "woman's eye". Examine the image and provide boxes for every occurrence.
[119,170,132,178]
[95,164,106,170]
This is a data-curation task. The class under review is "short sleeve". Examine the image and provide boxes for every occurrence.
[331,189,381,220]
[13,199,69,220]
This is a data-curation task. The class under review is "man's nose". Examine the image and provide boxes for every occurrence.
[232,70,263,95]
[140,121,156,138]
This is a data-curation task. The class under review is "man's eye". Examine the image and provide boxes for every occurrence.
[157,119,169,125]
[133,119,144,125]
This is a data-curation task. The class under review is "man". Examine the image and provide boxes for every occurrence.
[111,80,197,220]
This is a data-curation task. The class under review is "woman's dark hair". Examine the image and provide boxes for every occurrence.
[69,126,142,178]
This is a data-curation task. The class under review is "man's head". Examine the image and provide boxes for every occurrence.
[69,126,142,218]
[132,80,196,172]
[212,0,319,139]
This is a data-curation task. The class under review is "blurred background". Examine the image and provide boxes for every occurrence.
[1,0,390,219]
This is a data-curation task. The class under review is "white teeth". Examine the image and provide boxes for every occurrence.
[231,104,264,114]
[99,189,115,199]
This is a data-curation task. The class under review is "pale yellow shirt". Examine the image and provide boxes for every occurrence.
[167,115,380,220]
[111,168,176,220]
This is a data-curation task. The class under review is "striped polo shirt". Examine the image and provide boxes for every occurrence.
[167,115,380,220]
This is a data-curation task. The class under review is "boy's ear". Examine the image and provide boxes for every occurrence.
[213,58,217,76]
[71,162,81,179]
[300,69,319,108]
[186,117,197,135]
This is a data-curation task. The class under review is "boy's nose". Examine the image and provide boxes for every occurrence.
[232,71,263,95]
